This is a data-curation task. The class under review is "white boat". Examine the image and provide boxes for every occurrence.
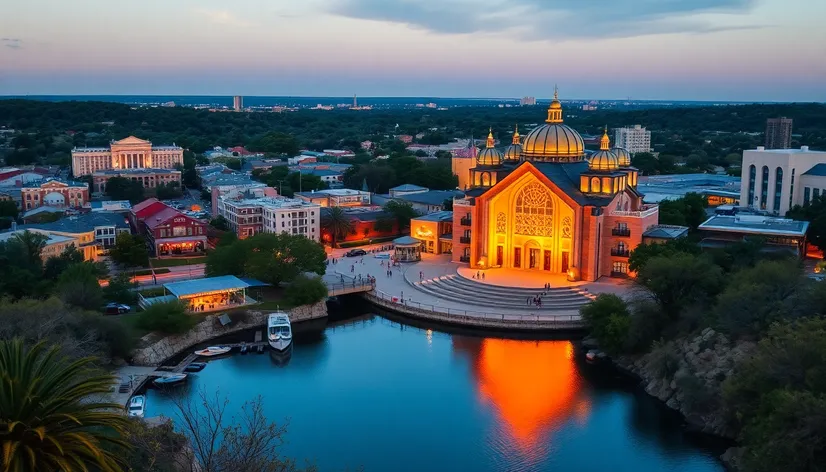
[194,346,231,357]
[127,395,146,418]
[267,312,293,351]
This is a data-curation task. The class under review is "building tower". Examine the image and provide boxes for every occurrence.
[504,124,522,162]
[233,96,243,112]
[765,117,793,149]
[353,94,358,108]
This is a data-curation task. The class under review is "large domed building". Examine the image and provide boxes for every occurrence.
[447,88,661,281]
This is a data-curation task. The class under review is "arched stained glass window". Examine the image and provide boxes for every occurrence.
[515,182,554,237]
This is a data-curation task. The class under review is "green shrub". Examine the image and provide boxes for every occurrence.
[283,275,327,306]
[57,262,103,311]
[648,339,681,378]
[580,294,631,354]
[136,300,195,335]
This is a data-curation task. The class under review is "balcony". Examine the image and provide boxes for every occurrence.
[610,204,659,218]
[459,236,471,244]
[459,256,470,263]
[611,248,630,257]
[611,228,631,237]
[460,217,472,226]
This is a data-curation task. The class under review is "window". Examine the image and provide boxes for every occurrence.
[760,165,769,210]
[187,227,192,236]
[804,187,811,205]
[789,169,796,209]
[748,164,756,207]
[612,261,628,274]
[815,188,821,200]
[172,226,186,237]
[590,177,600,193]
[514,183,554,237]
[513,247,521,268]
[773,167,783,212]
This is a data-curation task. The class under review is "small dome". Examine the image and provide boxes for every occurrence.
[589,150,619,171]
[476,128,503,166]
[612,147,631,167]
[504,144,522,161]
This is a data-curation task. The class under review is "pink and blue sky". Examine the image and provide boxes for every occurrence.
[1,0,825,101]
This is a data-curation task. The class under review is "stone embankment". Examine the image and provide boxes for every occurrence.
[616,328,754,438]
[131,302,327,366]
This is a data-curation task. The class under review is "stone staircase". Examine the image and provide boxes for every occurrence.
[412,274,595,311]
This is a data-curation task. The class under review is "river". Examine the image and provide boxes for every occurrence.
[144,314,724,472]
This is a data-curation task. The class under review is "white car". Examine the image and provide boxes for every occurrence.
[127,395,145,418]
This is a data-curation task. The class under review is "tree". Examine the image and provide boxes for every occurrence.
[384,200,419,231]
[636,254,724,320]
[373,215,395,233]
[103,272,138,305]
[284,275,328,306]
[631,152,659,175]
[209,215,230,231]
[43,244,85,280]
[0,199,18,219]
[628,238,701,273]
[580,294,631,354]
[243,233,327,286]
[168,390,316,472]
[109,233,149,268]
[657,193,708,229]
[0,339,129,471]
[225,158,242,170]
[104,176,145,203]
[155,182,183,200]
[321,207,353,247]
[787,195,826,251]
[56,262,104,310]
[136,300,195,335]
[252,131,300,157]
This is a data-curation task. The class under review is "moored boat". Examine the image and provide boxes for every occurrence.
[127,395,146,418]
[268,312,293,351]
[194,346,231,357]
[152,373,188,387]
[184,362,206,372]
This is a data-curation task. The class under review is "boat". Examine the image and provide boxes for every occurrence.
[267,312,293,351]
[240,342,249,355]
[127,395,146,418]
[256,344,265,354]
[269,344,293,367]
[184,362,206,372]
[152,373,188,387]
[194,346,231,357]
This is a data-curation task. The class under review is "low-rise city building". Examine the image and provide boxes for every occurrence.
[0,167,53,187]
[0,230,79,261]
[698,213,809,258]
[216,194,321,241]
[130,198,208,256]
[71,136,183,176]
[16,212,131,260]
[295,188,371,207]
[739,145,826,215]
[409,211,454,255]
[319,207,399,246]
[638,174,741,206]
[21,178,89,211]
[614,125,652,154]
[376,185,462,214]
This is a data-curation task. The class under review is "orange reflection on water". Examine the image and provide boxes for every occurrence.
[471,339,587,453]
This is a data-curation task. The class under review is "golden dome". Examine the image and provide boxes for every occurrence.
[589,127,619,171]
[612,147,631,167]
[477,128,504,166]
[504,125,522,161]
[522,88,585,161]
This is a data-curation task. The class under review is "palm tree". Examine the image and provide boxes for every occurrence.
[0,339,129,472]
[321,207,353,248]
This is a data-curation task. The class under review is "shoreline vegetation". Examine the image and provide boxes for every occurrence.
[580,236,826,472]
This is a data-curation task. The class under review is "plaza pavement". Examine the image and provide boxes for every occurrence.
[325,249,632,318]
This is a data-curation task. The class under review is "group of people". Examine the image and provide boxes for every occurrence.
[471,271,486,280]
[527,296,543,308]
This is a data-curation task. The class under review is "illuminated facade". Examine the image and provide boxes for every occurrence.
[71,136,184,177]
[452,90,658,281]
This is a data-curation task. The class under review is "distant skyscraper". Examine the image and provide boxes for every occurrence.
[765,117,793,149]
[519,96,536,106]
[614,125,651,154]
[353,94,358,108]
[233,96,243,112]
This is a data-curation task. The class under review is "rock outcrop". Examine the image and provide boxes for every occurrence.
[131,302,327,366]
[617,327,755,439]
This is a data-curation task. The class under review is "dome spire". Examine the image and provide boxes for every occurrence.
[546,86,563,124]
[486,127,495,148]
[600,125,610,150]
[512,124,520,144]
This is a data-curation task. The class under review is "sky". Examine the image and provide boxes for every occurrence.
[1,0,825,101]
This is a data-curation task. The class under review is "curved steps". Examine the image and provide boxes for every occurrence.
[412,274,594,311]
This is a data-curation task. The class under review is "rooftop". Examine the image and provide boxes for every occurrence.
[390,184,428,192]
[642,224,690,239]
[412,210,454,222]
[802,163,826,177]
[698,214,809,237]
[93,168,180,175]
[222,196,320,210]
[0,230,76,246]
[164,275,249,298]
[394,190,464,206]
[748,146,824,154]
[296,188,368,198]
[22,178,87,189]
[19,212,129,234]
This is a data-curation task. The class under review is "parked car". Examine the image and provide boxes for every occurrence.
[104,303,131,315]
[345,249,367,257]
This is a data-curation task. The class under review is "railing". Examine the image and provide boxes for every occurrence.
[611,228,631,237]
[459,236,471,244]
[459,256,470,263]
[610,205,659,218]
[610,248,630,257]
[364,290,585,329]
[460,217,472,226]
[325,280,375,295]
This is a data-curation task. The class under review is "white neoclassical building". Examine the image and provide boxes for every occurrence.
[71,136,183,177]
[740,145,826,215]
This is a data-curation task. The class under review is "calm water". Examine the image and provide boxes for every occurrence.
[145,315,723,472]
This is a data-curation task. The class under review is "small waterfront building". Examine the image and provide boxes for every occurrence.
[139,275,254,312]
[393,236,422,262]
[410,211,453,255]
[697,214,809,258]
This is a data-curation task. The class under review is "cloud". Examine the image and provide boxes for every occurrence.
[2,38,22,49]
[327,0,764,40]
[195,9,254,28]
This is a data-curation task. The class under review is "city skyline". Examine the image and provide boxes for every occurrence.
[2,0,825,101]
